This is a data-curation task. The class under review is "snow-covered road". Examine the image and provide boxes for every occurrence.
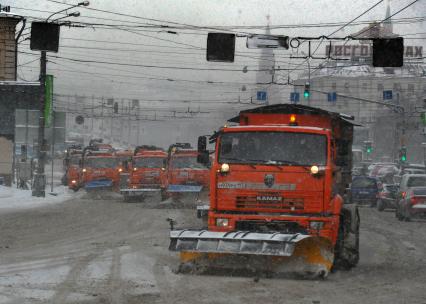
[0,195,425,303]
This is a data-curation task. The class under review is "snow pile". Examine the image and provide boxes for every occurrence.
[0,185,79,212]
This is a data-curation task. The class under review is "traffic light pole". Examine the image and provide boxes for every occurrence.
[32,50,47,197]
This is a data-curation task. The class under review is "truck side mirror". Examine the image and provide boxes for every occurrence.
[198,136,207,152]
[197,136,209,165]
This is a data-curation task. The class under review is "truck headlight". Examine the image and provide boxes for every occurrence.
[310,221,324,230]
[82,168,87,173]
[118,168,123,172]
[310,165,319,174]
[220,163,230,173]
[71,180,76,184]
[216,218,229,227]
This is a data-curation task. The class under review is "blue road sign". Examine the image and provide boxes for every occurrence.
[257,91,267,101]
[327,92,337,102]
[290,92,300,103]
[383,90,393,100]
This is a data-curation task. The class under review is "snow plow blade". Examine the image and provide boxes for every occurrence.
[169,230,334,279]
[120,188,161,196]
[167,185,203,193]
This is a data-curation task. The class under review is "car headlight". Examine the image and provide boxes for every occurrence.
[310,221,324,230]
[216,218,229,227]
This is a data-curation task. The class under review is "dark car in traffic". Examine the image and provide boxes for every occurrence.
[349,176,381,206]
[376,183,399,211]
[395,174,426,220]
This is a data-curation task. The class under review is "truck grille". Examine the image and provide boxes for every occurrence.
[236,196,304,210]
[236,220,307,234]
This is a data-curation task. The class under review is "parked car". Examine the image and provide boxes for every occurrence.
[396,187,426,221]
[395,174,426,220]
[349,176,381,207]
[377,183,399,211]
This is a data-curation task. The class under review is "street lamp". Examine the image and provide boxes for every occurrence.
[32,1,89,197]
[53,11,81,22]
[46,1,89,21]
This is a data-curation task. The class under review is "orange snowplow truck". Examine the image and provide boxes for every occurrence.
[62,145,83,191]
[166,143,210,197]
[120,146,167,201]
[81,140,119,191]
[169,104,360,278]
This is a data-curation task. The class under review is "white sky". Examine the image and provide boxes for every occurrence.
[4,0,426,110]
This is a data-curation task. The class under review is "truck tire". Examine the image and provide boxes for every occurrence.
[334,205,360,270]
[160,189,169,201]
[377,199,385,212]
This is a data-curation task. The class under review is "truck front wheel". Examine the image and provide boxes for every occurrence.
[334,205,360,270]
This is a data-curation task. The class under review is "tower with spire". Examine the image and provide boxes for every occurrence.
[254,14,276,105]
[383,0,393,34]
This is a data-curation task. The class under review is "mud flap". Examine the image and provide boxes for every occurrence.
[170,230,334,278]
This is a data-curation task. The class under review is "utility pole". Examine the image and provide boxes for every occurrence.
[50,111,55,193]
[32,50,47,197]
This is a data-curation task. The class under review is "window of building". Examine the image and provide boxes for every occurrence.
[393,83,401,91]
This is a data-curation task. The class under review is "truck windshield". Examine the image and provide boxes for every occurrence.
[85,157,118,169]
[134,157,165,168]
[171,156,208,169]
[219,131,327,166]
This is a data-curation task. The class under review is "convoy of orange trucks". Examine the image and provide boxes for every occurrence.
[169,104,360,278]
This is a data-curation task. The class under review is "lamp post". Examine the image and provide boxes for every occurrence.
[32,1,89,197]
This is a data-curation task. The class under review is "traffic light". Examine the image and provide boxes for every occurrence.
[303,82,310,99]
[399,146,407,162]
[364,141,373,154]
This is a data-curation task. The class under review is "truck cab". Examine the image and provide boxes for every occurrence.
[131,148,167,190]
[166,143,210,194]
[81,143,119,191]
[62,145,83,191]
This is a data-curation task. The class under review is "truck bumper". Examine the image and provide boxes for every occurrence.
[167,185,203,193]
